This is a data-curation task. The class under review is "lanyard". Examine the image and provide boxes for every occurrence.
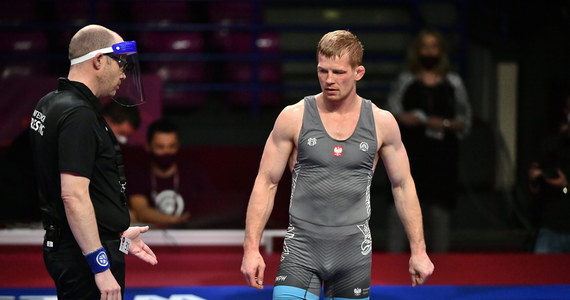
[97,114,128,206]
[150,171,180,200]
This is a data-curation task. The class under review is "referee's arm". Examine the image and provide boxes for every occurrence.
[60,172,121,298]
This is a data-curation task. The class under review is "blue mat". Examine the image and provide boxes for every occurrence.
[1,285,569,300]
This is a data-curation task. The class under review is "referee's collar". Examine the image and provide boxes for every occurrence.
[57,77,102,112]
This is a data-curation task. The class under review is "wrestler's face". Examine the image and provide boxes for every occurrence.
[317,53,364,102]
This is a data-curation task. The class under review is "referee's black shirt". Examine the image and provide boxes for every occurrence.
[30,78,130,236]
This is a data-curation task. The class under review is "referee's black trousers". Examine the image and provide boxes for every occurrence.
[43,237,125,299]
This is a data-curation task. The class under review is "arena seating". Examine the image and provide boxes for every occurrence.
[130,1,192,24]
[138,30,208,108]
[0,31,49,78]
[53,0,113,25]
[0,0,38,25]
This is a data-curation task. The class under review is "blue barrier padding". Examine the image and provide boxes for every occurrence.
[1,285,569,300]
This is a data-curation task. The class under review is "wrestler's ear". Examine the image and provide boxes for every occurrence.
[355,65,365,81]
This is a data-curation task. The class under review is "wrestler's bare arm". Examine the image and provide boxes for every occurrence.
[241,101,303,289]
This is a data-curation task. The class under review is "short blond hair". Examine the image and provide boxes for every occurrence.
[317,30,364,69]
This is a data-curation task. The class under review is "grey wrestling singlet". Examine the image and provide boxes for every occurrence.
[273,96,378,300]
[289,95,377,226]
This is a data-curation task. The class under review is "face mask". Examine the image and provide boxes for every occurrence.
[150,153,177,171]
[419,55,441,70]
[116,135,128,145]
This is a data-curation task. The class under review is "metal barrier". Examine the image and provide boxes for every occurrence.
[0,228,286,253]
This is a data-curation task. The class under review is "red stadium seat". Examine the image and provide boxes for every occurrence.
[161,89,207,109]
[214,32,280,54]
[136,31,207,109]
[207,1,254,25]
[228,90,283,108]
[130,1,191,24]
[225,62,281,83]
[138,31,204,53]
[208,1,273,54]
[0,31,47,53]
[0,1,38,25]
[0,31,49,78]
[52,0,114,52]
[138,31,206,83]
[223,61,282,108]
[148,61,206,83]
[53,0,114,25]
[217,31,282,108]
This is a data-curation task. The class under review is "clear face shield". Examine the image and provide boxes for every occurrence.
[70,41,145,107]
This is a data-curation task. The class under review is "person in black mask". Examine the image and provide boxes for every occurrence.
[385,29,472,253]
[127,119,191,227]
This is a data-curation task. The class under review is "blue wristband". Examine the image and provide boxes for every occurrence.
[84,247,110,274]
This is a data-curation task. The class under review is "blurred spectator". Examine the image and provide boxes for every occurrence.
[386,29,472,253]
[528,95,570,253]
[102,97,141,145]
[127,119,192,228]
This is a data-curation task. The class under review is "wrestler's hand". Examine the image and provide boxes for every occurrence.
[409,252,434,286]
[95,269,121,300]
[123,226,158,265]
[241,250,265,289]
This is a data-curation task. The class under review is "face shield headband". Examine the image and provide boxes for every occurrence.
[70,41,145,107]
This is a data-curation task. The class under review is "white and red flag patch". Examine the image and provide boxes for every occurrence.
[333,145,344,157]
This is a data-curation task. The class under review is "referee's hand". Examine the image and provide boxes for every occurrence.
[95,269,121,300]
[123,226,158,265]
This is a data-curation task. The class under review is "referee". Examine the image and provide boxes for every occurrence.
[30,25,157,299]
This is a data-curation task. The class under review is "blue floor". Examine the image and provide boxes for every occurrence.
[1,285,569,300]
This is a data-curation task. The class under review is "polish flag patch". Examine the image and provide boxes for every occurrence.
[333,146,344,157]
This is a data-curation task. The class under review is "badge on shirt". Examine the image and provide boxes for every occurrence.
[333,146,344,157]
